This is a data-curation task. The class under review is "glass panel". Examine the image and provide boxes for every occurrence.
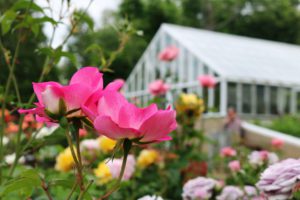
[284,88,291,113]
[227,82,237,109]
[242,84,251,113]
[270,86,278,114]
[141,63,145,90]
[193,58,198,80]
[214,83,220,112]
[256,85,265,114]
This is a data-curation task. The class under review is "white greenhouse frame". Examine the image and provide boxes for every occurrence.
[124,24,300,117]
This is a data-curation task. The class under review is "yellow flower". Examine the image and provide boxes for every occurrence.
[55,147,76,172]
[98,136,117,153]
[94,161,112,185]
[175,93,205,116]
[137,149,159,168]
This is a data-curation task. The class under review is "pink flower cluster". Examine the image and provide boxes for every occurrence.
[248,150,278,166]
[20,67,177,144]
[220,147,237,157]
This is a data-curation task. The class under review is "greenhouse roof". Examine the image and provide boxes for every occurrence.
[161,23,300,86]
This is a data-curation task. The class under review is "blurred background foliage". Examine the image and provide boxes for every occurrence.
[2,0,300,99]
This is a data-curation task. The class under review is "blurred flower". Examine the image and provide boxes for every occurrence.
[5,122,18,134]
[34,125,58,139]
[149,80,170,96]
[138,195,163,200]
[55,147,76,172]
[106,155,136,181]
[93,91,177,143]
[220,147,236,157]
[158,46,179,61]
[176,93,204,118]
[256,158,300,199]
[271,138,284,149]
[3,136,9,146]
[248,150,278,166]
[217,186,243,200]
[228,160,240,172]
[182,176,217,200]
[244,185,258,197]
[98,136,117,153]
[80,139,99,151]
[0,109,12,122]
[79,128,88,137]
[137,149,159,168]
[5,153,25,165]
[94,161,112,185]
[198,75,216,88]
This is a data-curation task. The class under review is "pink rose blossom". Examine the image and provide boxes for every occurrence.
[220,147,237,157]
[149,80,170,96]
[198,75,216,88]
[248,150,278,166]
[182,176,217,200]
[158,46,179,61]
[228,160,241,172]
[271,138,284,149]
[106,155,136,181]
[92,90,177,143]
[217,186,243,200]
[256,158,300,199]
[19,67,104,123]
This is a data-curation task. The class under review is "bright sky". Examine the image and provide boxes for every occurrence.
[36,0,121,48]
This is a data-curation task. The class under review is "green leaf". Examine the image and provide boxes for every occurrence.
[0,169,41,197]
[0,10,17,35]
[12,0,44,13]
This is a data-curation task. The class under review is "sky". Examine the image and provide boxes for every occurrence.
[36,0,121,48]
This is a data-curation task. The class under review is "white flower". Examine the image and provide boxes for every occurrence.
[80,139,100,151]
[138,195,163,200]
[5,153,25,165]
[35,125,58,139]
[248,150,278,166]
[3,136,9,145]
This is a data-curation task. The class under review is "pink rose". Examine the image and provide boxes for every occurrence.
[158,46,179,61]
[198,75,216,88]
[149,80,170,96]
[220,147,237,157]
[92,90,177,143]
[228,160,240,172]
[271,138,284,149]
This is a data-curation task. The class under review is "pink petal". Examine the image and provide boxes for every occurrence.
[94,116,140,140]
[62,83,92,111]
[97,91,127,122]
[118,103,158,129]
[33,82,62,105]
[139,109,177,142]
[70,66,103,90]
[105,79,125,91]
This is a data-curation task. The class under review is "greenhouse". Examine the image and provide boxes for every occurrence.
[125,23,300,117]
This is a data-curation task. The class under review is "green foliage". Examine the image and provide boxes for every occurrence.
[267,115,300,137]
